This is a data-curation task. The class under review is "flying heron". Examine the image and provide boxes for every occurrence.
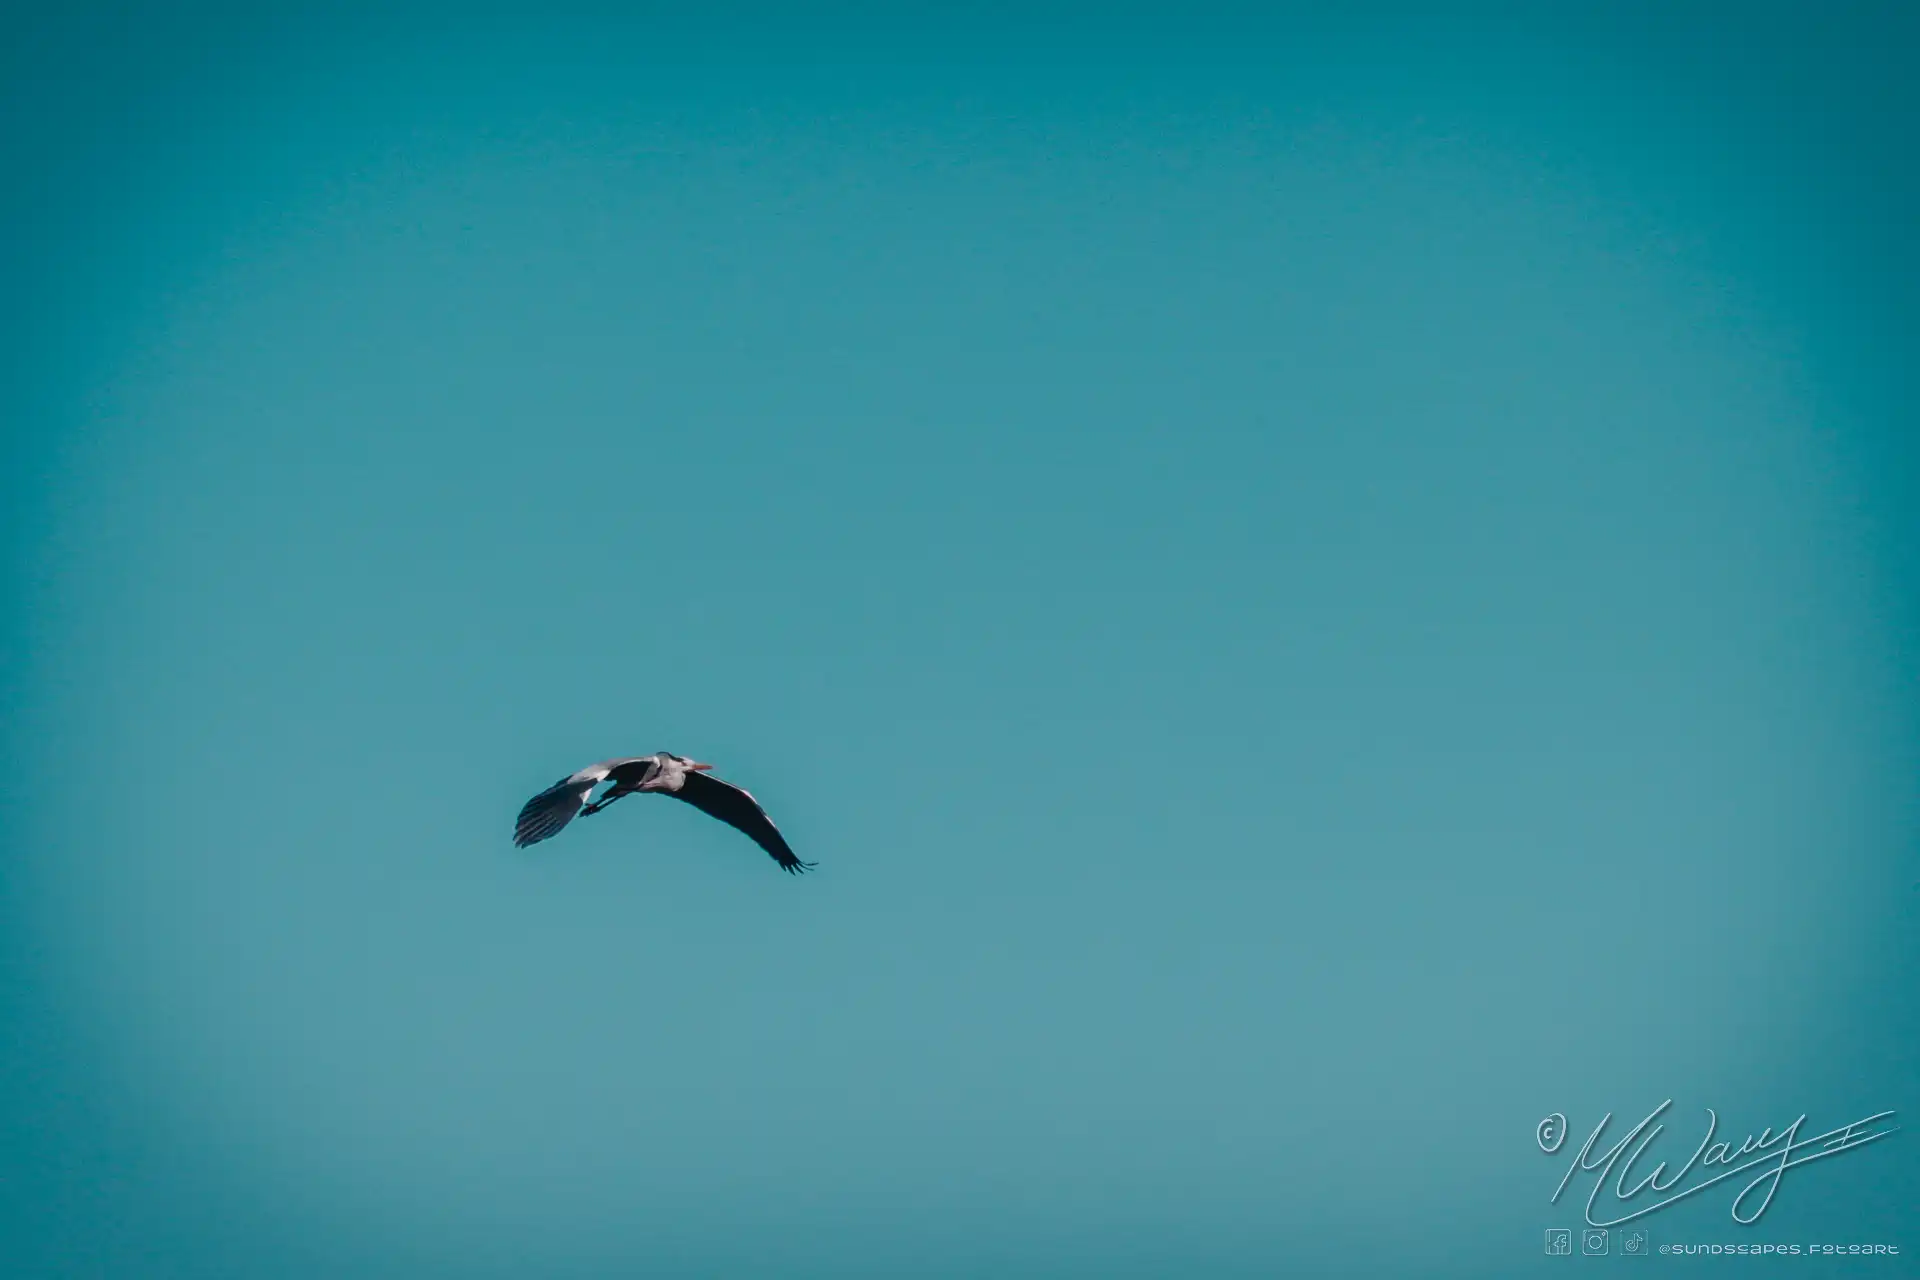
[513,752,813,874]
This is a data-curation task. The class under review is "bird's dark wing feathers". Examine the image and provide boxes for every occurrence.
[513,777,592,848]
[666,771,814,874]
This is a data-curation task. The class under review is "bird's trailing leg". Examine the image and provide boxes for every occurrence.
[581,784,636,817]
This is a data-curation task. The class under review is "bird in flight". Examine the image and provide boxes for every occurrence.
[513,752,813,874]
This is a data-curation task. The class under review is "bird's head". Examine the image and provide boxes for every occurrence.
[671,754,714,772]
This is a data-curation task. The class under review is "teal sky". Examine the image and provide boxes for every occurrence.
[3,5,1915,1276]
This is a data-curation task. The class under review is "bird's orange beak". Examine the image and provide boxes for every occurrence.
[689,761,714,771]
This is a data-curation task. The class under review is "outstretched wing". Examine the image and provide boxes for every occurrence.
[666,771,814,874]
[513,758,644,848]
[514,777,593,847]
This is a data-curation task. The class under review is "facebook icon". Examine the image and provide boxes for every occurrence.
[1545,1229,1573,1256]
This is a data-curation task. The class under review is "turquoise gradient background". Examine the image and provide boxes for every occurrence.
[3,5,1914,1276]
